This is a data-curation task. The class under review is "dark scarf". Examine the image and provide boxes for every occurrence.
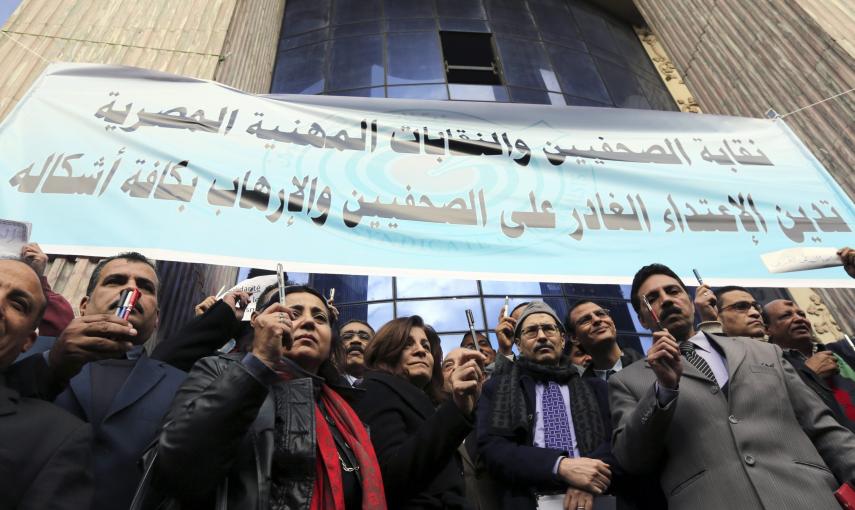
[489,356,606,455]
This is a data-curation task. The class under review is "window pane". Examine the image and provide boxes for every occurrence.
[449,84,509,101]
[387,18,437,32]
[570,4,618,54]
[367,276,394,300]
[396,298,484,332]
[327,87,386,97]
[485,0,537,38]
[272,42,328,94]
[509,87,550,104]
[481,280,542,296]
[310,274,372,303]
[436,0,485,19]
[564,94,610,107]
[547,47,611,104]
[596,58,650,109]
[368,303,394,330]
[333,0,381,25]
[383,0,434,18]
[387,84,449,99]
[529,1,582,46]
[496,37,559,91]
[388,31,445,84]
[279,28,329,52]
[327,35,384,90]
[396,277,478,298]
[332,20,383,38]
[282,0,331,37]
[438,18,490,33]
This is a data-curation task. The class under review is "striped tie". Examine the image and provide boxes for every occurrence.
[680,341,716,383]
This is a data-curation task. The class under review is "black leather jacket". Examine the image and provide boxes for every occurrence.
[154,353,356,510]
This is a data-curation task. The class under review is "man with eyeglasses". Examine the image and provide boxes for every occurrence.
[714,286,766,339]
[339,319,374,386]
[609,263,855,510]
[566,301,643,381]
[764,299,855,432]
[461,331,497,366]
[476,301,618,510]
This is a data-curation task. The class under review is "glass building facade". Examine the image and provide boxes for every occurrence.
[268,0,787,356]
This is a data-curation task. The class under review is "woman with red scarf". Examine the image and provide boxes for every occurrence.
[152,285,386,510]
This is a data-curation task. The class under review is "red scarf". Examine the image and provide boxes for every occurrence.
[312,384,387,510]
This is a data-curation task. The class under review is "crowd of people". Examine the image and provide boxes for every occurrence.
[2,242,855,510]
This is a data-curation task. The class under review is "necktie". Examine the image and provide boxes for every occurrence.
[542,381,574,455]
[680,341,717,383]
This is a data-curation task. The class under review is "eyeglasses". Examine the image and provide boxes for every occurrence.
[520,323,561,339]
[574,308,611,328]
[342,331,371,341]
[720,301,761,313]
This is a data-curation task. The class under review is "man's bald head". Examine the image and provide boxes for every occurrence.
[764,299,813,350]
[0,259,48,369]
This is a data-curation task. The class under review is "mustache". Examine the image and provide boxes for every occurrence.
[109,298,144,315]
[346,343,365,354]
[659,305,682,322]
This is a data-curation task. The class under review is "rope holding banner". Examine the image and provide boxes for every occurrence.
[780,86,855,118]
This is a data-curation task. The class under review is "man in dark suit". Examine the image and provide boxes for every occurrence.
[0,258,93,509]
[566,300,643,381]
[8,252,186,510]
[477,301,615,510]
[610,263,855,510]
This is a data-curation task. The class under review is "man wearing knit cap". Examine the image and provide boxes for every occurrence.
[475,301,617,510]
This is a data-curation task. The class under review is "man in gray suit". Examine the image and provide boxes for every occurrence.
[610,263,855,510]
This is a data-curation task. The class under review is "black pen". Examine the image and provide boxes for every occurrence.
[692,268,704,286]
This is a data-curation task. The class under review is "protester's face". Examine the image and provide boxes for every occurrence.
[569,302,616,350]
[518,313,564,365]
[637,274,694,341]
[341,322,373,373]
[765,300,813,345]
[461,333,496,365]
[398,326,434,388]
[441,347,468,393]
[283,292,332,372]
[0,261,44,370]
[80,258,159,344]
[569,342,592,369]
[718,290,765,338]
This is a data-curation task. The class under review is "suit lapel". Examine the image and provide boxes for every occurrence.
[0,383,19,416]
[706,332,747,382]
[69,363,94,421]
[103,355,165,422]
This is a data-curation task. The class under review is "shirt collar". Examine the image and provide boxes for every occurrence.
[594,356,623,376]
[688,331,714,353]
[126,345,145,360]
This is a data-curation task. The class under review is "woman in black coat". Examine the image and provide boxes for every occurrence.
[355,315,485,509]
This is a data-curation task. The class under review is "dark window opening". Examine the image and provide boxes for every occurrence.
[440,31,502,85]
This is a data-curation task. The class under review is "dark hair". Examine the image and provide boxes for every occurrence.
[715,285,752,311]
[340,319,375,336]
[565,299,597,335]
[365,315,444,404]
[630,263,687,313]
[87,252,157,297]
[1,257,48,327]
[460,331,491,348]
[256,284,344,383]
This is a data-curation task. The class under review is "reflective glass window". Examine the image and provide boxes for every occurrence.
[438,18,490,33]
[279,28,329,52]
[563,94,610,107]
[547,47,611,104]
[397,277,478,298]
[388,31,445,85]
[449,84,509,101]
[529,1,582,46]
[485,0,537,38]
[272,42,328,94]
[327,87,386,97]
[282,0,332,37]
[383,0,434,19]
[367,303,394,330]
[387,84,449,99]
[332,20,383,38]
[570,4,618,54]
[596,58,650,109]
[387,18,437,32]
[496,37,559,91]
[333,0,382,25]
[435,0,486,19]
[508,87,550,104]
[397,298,484,332]
[327,35,385,91]
[481,280,542,296]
